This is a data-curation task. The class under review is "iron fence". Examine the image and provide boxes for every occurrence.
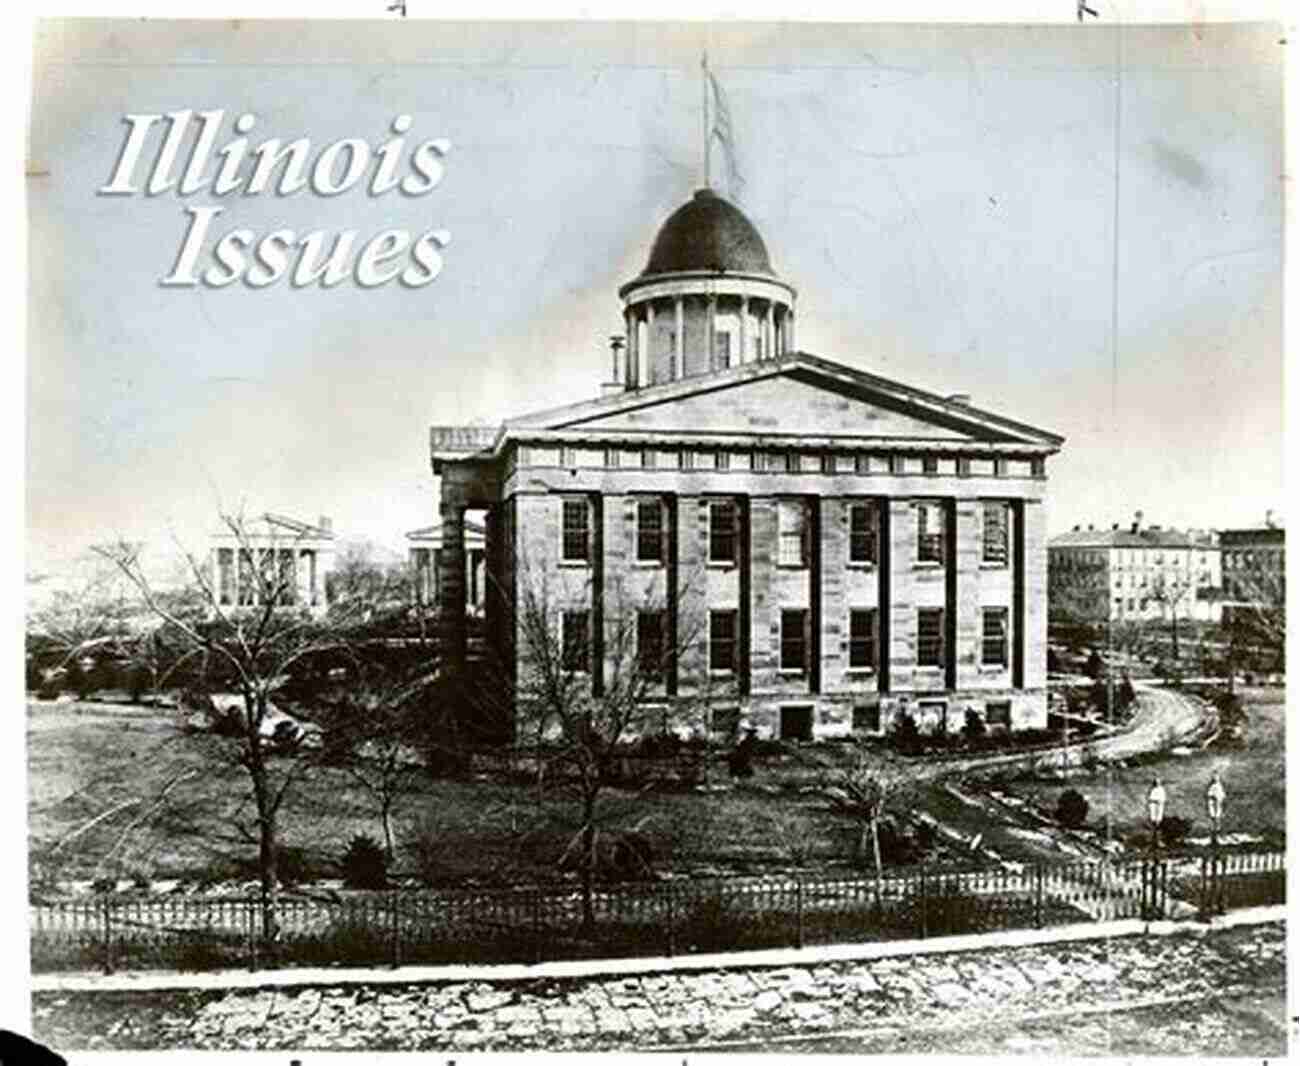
[30,849,1285,975]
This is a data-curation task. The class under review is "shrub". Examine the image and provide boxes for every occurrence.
[340,834,388,890]
[1160,815,1193,848]
[277,845,316,887]
[891,712,922,756]
[1056,788,1089,828]
[960,710,987,748]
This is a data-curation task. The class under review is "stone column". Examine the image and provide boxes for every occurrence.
[706,293,717,371]
[645,301,657,385]
[438,499,468,674]
[765,302,775,361]
[738,296,749,364]
[786,308,796,352]
[624,308,637,390]
[674,297,684,379]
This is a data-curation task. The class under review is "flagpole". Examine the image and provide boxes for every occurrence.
[701,51,710,189]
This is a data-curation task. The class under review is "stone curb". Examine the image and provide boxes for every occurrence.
[32,904,1286,996]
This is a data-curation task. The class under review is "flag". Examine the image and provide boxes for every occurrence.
[704,61,744,200]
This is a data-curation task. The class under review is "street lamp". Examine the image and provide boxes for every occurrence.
[1146,775,1167,854]
[1206,770,1226,916]
[1145,775,1167,921]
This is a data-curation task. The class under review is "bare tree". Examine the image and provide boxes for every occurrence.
[1224,558,1286,679]
[1147,570,1196,662]
[310,659,437,864]
[811,744,924,882]
[94,513,377,945]
[485,558,708,930]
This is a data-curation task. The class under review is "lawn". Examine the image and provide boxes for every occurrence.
[26,699,872,890]
[1002,686,1286,848]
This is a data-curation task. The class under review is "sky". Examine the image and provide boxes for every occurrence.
[25,18,1285,577]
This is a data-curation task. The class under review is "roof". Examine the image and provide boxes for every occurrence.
[640,189,775,278]
[1049,528,1217,550]
[431,350,1065,470]
[210,513,335,541]
[406,520,486,543]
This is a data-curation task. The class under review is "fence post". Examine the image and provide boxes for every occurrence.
[919,869,928,940]
[1034,865,1044,929]
[533,887,543,965]
[247,893,258,972]
[795,873,805,950]
[665,880,676,958]
[101,899,113,976]
[390,888,401,970]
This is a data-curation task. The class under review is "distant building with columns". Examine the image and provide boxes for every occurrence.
[430,188,1063,741]
[209,513,334,615]
[407,518,486,615]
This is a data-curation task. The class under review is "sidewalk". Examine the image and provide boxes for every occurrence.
[32,903,1286,994]
[31,911,1286,1054]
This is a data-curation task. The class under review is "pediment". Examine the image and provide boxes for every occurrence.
[540,365,1039,444]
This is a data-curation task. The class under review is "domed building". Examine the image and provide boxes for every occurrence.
[430,188,1063,741]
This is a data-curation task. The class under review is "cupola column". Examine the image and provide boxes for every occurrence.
[786,307,796,353]
[706,293,717,371]
[765,302,775,361]
[645,301,657,384]
[738,296,749,364]
[673,297,684,380]
[623,307,638,389]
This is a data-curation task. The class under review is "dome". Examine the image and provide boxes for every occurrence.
[640,189,775,278]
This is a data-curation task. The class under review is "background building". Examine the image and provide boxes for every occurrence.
[408,519,487,615]
[1219,513,1285,672]
[430,189,1063,741]
[208,513,335,615]
[1048,513,1222,628]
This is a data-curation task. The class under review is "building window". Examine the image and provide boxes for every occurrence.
[714,450,730,472]
[636,498,665,564]
[709,499,738,564]
[957,456,971,477]
[561,610,590,673]
[238,549,256,605]
[1030,456,1045,477]
[714,331,732,369]
[922,455,938,474]
[981,607,1009,667]
[993,457,1007,477]
[637,610,665,681]
[604,447,619,468]
[780,609,808,672]
[848,501,878,565]
[917,608,944,667]
[641,449,656,470]
[848,609,877,670]
[784,450,800,473]
[820,452,836,474]
[916,501,947,564]
[217,548,234,605]
[779,705,814,742]
[709,610,738,673]
[888,455,904,475]
[561,498,590,563]
[855,453,872,475]
[777,499,810,567]
[681,449,694,470]
[983,502,1010,566]
[986,700,1012,728]
[560,446,575,467]
[852,703,881,735]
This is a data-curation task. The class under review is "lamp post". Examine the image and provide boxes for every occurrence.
[1147,775,1167,853]
[1206,770,1226,915]
[1145,775,1167,920]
